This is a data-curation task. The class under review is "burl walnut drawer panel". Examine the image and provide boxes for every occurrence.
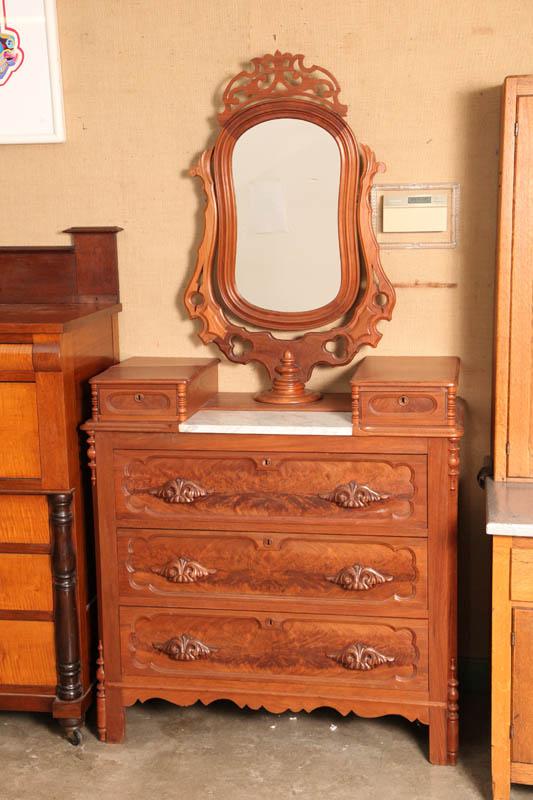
[119,531,427,614]
[359,389,448,427]
[99,386,177,419]
[0,620,56,686]
[116,451,427,529]
[121,607,428,691]
[0,495,49,544]
[0,554,52,611]
[0,383,41,478]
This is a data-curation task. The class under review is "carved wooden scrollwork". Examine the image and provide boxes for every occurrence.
[133,477,209,505]
[320,481,389,509]
[185,52,396,404]
[326,564,393,591]
[329,642,395,671]
[218,51,348,123]
[152,556,215,584]
[153,634,214,662]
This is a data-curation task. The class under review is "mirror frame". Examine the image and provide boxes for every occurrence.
[185,52,396,404]
[214,101,360,330]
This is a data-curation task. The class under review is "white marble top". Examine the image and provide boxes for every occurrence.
[486,478,533,536]
[179,409,353,436]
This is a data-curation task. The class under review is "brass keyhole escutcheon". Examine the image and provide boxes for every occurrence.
[262,457,272,467]
[263,537,273,547]
[134,393,145,402]
[398,395,409,407]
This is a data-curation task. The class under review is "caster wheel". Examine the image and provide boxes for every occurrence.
[66,728,83,746]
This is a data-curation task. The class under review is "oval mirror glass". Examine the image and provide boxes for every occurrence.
[232,118,341,314]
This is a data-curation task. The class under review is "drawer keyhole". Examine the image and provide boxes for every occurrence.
[134,393,145,403]
[265,617,274,627]
[398,395,409,407]
[263,537,273,547]
[262,457,272,467]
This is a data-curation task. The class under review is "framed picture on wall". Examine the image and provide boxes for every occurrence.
[0,0,65,143]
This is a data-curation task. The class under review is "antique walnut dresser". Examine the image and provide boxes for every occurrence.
[0,226,121,742]
[86,53,463,764]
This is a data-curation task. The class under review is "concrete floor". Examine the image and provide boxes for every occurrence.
[0,697,531,799]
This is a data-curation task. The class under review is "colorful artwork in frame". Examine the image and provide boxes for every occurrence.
[0,3,23,85]
[0,0,65,143]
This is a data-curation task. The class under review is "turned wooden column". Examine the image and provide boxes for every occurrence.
[49,492,82,706]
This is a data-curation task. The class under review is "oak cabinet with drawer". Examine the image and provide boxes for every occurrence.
[85,355,463,763]
[0,226,121,743]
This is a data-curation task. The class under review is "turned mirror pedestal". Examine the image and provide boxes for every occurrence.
[87,54,463,766]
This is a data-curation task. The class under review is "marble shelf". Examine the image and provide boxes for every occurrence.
[179,409,353,436]
[486,477,533,537]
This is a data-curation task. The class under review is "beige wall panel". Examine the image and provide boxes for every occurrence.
[2,0,532,656]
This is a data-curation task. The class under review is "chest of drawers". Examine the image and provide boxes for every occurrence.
[85,355,463,764]
[0,227,121,743]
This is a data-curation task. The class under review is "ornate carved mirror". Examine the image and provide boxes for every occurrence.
[185,51,395,404]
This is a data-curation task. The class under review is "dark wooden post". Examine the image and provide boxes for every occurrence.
[49,491,83,744]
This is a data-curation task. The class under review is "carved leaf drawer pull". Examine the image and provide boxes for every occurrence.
[145,477,208,504]
[326,564,393,591]
[320,481,389,509]
[152,556,216,584]
[328,641,395,671]
[153,634,214,661]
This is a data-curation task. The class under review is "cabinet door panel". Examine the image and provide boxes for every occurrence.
[508,95,533,477]
[0,383,41,478]
[512,608,533,763]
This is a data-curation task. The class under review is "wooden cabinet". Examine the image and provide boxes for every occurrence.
[86,355,463,764]
[493,76,533,480]
[0,227,121,743]
[488,73,533,799]
[490,529,533,799]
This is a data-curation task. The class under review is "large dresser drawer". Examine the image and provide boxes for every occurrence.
[0,620,56,686]
[0,495,50,544]
[0,554,52,611]
[119,530,427,615]
[0,383,41,478]
[116,451,427,530]
[121,607,428,692]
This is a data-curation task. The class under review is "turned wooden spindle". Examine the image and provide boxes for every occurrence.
[255,350,322,405]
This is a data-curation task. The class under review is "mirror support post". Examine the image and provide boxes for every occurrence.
[255,350,322,405]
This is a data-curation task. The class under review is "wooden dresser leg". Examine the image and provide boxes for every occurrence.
[49,491,83,745]
[447,657,459,765]
[95,640,125,743]
[492,776,511,800]
[429,707,448,764]
[96,640,107,742]
[105,687,126,744]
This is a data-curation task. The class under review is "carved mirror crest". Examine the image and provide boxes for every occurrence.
[185,51,395,404]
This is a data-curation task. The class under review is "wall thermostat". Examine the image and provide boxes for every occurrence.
[382,194,448,233]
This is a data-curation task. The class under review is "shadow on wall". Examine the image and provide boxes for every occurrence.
[456,84,500,678]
